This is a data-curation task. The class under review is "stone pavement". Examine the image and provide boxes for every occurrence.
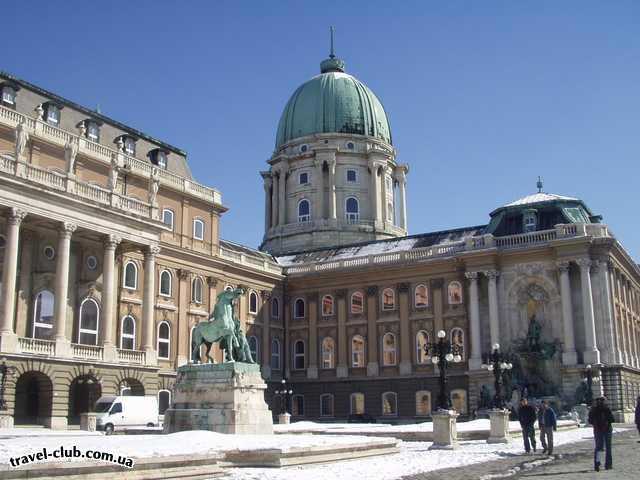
[403,427,638,480]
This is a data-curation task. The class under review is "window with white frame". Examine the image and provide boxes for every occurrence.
[85,121,100,142]
[193,218,205,240]
[346,169,357,183]
[32,290,54,340]
[191,277,204,304]
[248,335,258,362]
[414,284,429,308]
[292,395,304,416]
[382,288,395,310]
[382,392,398,416]
[293,340,305,370]
[294,298,305,318]
[320,393,334,417]
[351,335,365,367]
[382,332,397,366]
[162,209,174,231]
[350,291,364,314]
[159,270,172,297]
[123,261,138,289]
[45,104,60,126]
[271,338,281,370]
[448,281,463,305]
[158,390,171,415]
[299,172,309,185]
[249,291,258,314]
[321,294,334,316]
[157,321,170,359]
[345,197,359,223]
[298,199,310,223]
[450,327,465,360]
[321,337,335,369]
[1,86,16,106]
[350,392,365,415]
[416,391,432,416]
[416,330,430,364]
[271,298,280,319]
[120,315,136,350]
[78,298,100,345]
[123,137,136,156]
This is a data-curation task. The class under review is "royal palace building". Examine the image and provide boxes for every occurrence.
[1,47,639,429]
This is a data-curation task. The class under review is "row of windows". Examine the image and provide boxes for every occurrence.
[296,197,360,223]
[161,211,205,240]
[278,389,468,417]
[297,168,358,186]
[292,282,464,319]
[297,141,356,155]
[291,329,465,370]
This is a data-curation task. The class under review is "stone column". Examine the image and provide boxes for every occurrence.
[557,261,577,365]
[53,222,76,357]
[465,272,482,370]
[261,290,272,378]
[262,174,272,232]
[366,286,379,376]
[368,160,382,226]
[271,170,279,228]
[607,265,623,364]
[15,231,34,338]
[0,208,27,353]
[394,165,408,230]
[143,245,160,366]
[278,164,287,226]
[336,289,348,377]
[594,260,619,365]
[177,269,190,365]
[314,159,324,220]
[485,270,500,348]
[101,234,121,362]
[577,258,600,365]
[381,165,392,223]
[307,294,319,379]
[398,283,412,375]
[327,159,337,222]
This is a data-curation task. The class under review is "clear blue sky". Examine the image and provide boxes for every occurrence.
[3,1,639,259]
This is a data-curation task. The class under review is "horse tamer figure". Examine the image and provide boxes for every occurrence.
[191,287,245,363]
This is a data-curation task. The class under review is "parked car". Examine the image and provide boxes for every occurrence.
[348,413,375,423]
[94,395,159,435]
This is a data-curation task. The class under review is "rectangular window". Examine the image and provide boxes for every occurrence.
[347,169,357,183]
[2,87,16,105]
[124,138,136,156]
[86,122,100,142]
[320,395,334,417]
[46,106,59,126]
[299,172,309,185]
[193,219,204,240]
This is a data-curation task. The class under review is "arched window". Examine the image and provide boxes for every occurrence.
[351,335,365,367]
[271,338,281,370]
[350,393,365,415]
[191,277,204,304]
[193,218,205,240]
[416,391,432,416]
[451,389,468,414]
[159,270,172,297]
[350,291,364,314]
[294,298,305,318]
[162,209,174,231]
[321,337,335,369]
[120,315,136,350]
[382,288,395,310]
[416,330,430,364]
[157,321,170,359]
[448,281,463,305]
[382,392,397,416]
[321,294,334,316]
[293,340,305,370]
[345,197,359,223]
[271,298,280,319]
[292,395,304,416]
[33,290,54,339]
[248,335,259,362]
[298,199,310,223]
[320,393,334,417]
[158,390,171,416]
[249,291,258,314]
[123,261,138,289]
[450,328,465,360]
[415,284,429,308]
[78,298,99,345]
[382,332,397,366]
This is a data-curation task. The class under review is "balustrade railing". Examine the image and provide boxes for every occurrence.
[18,337,55,356]
[117,348,145,365]
[26,164,66,190]
[71,343,103,361]
[0,154,15,172]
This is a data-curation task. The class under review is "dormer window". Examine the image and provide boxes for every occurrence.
[523,209,537,233]
[1,85,17,107]
[116,135,137,156]
[149,149,168,169]
[299,172,309,185]
[43,103,62,126]
[85,121,100,142]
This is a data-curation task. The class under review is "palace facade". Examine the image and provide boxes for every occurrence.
[0,46,639,429]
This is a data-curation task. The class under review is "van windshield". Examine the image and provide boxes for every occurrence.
[94,402,112,413]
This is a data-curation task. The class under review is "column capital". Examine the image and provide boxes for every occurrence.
[7,208,28,226]
[262,175,272,190]
[178,268,190,280]
[464,271,479,281]
[103,234,122,250]
[206,276,218,287]
[326,158,336,171]
[260,290,272,301]
[556,260,571,273]
[59,222,77,238]
[393,164,409,183]
[484,269,500,280]
[576,258,592,270]
[397,282,410,294]
[145,244,161,257]
[313,158,323,170]
[335,289,348,300]
[366,285,378,297]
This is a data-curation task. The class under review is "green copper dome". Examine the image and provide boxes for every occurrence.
[275,57,392,149]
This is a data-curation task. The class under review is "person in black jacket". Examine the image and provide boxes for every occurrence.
[588,396,615,471]
[518,398,537,453]
[635,396,640,443]
[537,400,557,455]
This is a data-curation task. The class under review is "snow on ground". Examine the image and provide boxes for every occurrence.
[0,428,102,438]
[227,427,628,480]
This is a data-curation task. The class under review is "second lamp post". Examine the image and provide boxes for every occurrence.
[481,343,513,409]
[425,330,463,411]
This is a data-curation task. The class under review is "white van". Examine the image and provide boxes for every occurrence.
[94,395,159,435]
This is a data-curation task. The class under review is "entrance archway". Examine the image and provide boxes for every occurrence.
[14,371,53,426]
[118,378,144,396]
[68,375,102,425]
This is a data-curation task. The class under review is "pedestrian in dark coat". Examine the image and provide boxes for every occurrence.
[537,400,557,455]
[588,396,615,471]
[635,396,640,442]
[518,398,537,453]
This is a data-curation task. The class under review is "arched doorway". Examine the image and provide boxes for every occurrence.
[68,375,102,425]
[14,371,53,426]
[118,378,144,396]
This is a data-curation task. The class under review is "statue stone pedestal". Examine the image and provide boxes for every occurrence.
[278,413,291,424]
[429,410,459,450]
[163,362,273,435]
[487,409,511,444]
[80,412,97,432]
[572,403,589,425]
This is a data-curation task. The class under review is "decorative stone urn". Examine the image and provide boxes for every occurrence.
[487,409,511,443]
[163,362,273,435]
[278,413,291,425]
[429,409,459,450]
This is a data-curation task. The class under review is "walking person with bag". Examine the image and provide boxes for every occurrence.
[588,396,615,471]
[518,398,537,453]
[537,400,557,455]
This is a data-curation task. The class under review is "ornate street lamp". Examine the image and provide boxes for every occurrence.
[582,364,600,406]
[481,344,513,409]
[424,330,463,411]
[274,378,293,415]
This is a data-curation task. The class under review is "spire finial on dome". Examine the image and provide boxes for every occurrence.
[330,26,335,59]
[537,176,543,193]
[320,26,345,73]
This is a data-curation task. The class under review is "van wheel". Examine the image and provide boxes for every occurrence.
[105,424,114,435]
[146,422,155,427]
